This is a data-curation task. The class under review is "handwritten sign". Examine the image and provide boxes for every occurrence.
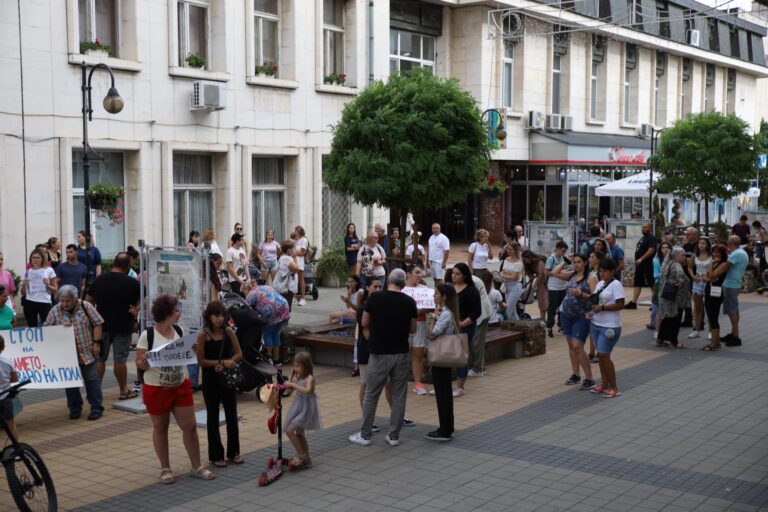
[402,287,435,309]
[1,326,83,389]
[147,333,198,367]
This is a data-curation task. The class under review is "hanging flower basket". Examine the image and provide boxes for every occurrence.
[86,183,126,225]
[476,175,508,197]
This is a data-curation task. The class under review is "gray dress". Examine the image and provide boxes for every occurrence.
[283,378,322,433]
[659,261,690,319]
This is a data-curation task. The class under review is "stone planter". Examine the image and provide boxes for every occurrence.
[85,49,109,58]
[320,274,343,288]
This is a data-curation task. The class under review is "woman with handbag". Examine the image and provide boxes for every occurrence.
[196,301,244,468]
[426,283,461,441]
[656,247,691,349]
[649,242,673,334]
[688,238,712,340]
[702,244,728,351]
[450,263,481,397]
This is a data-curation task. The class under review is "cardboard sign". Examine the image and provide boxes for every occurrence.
[146,333,198,367]
[402,287,435,309]
[2,326,83,389]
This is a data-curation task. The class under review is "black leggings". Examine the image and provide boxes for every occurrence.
[705,295,723,330]
[23,300,52,327]
[431,366,454,437]
[202,375,240,461]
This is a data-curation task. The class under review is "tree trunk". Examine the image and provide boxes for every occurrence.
[400,209,408,267]
[704,197,710,237]
[696,197,701,226]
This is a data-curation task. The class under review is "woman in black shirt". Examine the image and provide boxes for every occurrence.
[450,263,481,397]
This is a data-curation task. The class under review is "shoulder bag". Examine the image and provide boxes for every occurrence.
[217,330,244,390]
[660,265,678,301]
[427,312,469,368]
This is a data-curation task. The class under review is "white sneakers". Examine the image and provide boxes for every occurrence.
[467,369,485,378]
[688,330,701,339]
[348,432,371,446]
[297,298,307,306]
[452,388,464,397]
[413,384,428,395]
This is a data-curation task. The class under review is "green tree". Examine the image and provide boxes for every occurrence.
[323,68,491,255]
[756,119,768,210]
[650,112,757,229]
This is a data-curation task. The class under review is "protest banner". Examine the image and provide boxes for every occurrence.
[146,333,199,367]
[1,326,83,389]
[402,287,435,309]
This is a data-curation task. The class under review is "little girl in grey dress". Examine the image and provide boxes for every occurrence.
[283,352,321,469]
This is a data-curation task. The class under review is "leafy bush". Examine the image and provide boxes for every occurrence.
[185,53,206,68]
[315,243,349,285]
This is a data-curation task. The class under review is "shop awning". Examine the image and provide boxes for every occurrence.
[531,132,652,166]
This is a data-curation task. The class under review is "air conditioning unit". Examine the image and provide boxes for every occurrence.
[560,115,573,132]
[546,114,562,132]
[637,123,654,138]
[687,29,701,47]
[191,81,227,110]
[525,110,545,130]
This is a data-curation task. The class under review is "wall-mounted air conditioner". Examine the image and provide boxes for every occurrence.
[687,29,701,47]
[526,110,545,130]
[560,115,573,132]
[546,114,562,132]
[637,123,654,138]
[191,81,227,111]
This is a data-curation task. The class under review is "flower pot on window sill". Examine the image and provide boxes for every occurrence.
[257,73,276,79]
[85,49,109,58]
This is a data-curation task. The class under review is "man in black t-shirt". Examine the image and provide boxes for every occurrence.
[349,268,417,447]
[627,223,657,309]
[86,253,140,399]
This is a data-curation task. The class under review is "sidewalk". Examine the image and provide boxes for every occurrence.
[2,291,766,511]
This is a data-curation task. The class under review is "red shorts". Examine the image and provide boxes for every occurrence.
[142,379,194,416]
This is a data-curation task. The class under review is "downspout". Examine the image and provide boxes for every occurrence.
[367,0,375,230]
[17,0,29,255]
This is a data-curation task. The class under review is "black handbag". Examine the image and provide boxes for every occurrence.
[660,266,678,301]
[217,333,244,390]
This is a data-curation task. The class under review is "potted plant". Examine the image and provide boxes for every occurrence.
[255,63,278,78]
[323,72,347,86]
[476,175,508,198]
[85,183,126,225]
[314,243,349,288]
[80,39,112,58]
[185,53,206,69]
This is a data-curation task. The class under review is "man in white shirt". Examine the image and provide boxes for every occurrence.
[226,234,250,296]
[426,223,450,284]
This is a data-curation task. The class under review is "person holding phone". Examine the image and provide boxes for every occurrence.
[21,249,58,327]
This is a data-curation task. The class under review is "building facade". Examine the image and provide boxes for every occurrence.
[1,0,767,271]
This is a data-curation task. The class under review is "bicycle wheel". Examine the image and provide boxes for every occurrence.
[4,443,57,512]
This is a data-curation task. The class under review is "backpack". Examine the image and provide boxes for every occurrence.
[146,325,183,351]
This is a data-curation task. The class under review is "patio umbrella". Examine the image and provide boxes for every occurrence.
[594,170,665,197]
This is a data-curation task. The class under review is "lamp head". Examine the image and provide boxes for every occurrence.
[495,125,507,141]
[103,87,124,114]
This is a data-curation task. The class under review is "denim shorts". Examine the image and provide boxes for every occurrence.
[264,259,278,272]
[722,287,740,316]
[560,313,590,343]
[590,324,622,354]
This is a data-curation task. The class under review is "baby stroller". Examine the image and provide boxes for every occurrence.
[515,277,537,320]
[303,260,320,301]
[220,292,277,393]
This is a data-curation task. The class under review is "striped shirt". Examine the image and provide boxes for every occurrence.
[44,301,104,365]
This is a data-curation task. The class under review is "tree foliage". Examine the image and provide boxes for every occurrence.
[756,119,768,210]
[650,112,756,205]
[324,69,491,215]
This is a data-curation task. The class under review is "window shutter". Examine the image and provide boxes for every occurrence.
[655,51,666,77]
[592,35,606,64]
[625,44,637,70]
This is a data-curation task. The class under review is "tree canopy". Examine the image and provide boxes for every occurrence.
[650,112,757,205]
[756,119,768,210]
[323,69,491,216]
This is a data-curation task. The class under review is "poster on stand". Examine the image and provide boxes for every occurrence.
[147,250,203,334]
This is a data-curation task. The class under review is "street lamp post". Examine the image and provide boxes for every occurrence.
[80,62,124,288]
[481,108,507,142]
[649,127,666,219]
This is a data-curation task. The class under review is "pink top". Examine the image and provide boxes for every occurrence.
[0,270,16,311]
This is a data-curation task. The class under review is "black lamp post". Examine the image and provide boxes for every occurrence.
[81,62,124,287]
[481,108,507,142]
[649,127,666,218]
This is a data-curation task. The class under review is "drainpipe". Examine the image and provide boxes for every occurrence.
[368,0,374,86]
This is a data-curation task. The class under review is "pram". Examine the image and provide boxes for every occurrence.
[303,260,320,301]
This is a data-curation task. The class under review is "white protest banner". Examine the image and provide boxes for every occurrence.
[1,326,83,389]
[147,333,199,367]
[402,287,436,309]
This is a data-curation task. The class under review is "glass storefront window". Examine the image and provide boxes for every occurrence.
[546,185,563,221]
[529,167,545,181]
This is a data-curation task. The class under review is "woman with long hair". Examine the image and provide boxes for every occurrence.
[293,226,310,306]
[208,255,223,301]
[405,265,430,395]
[586,250,605,362]
[450,263,481,397]
[203,229,222,257]
[21,249,58,327]
[589,259,625,398]
[0,252,18,312]
[522,250,549,321]
[657,247,691,348]
[329,275,361,325]
[257,229,281,284]
[702,244,728,351]
[344,223,361,270]
[500,241,523,321]
[467,229,491,278]
[45,237,61,269]
[426,283,460,441]
[688,237,712,340]
[187,231,201,249]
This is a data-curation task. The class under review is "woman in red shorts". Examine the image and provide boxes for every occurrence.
[135,294,216,484]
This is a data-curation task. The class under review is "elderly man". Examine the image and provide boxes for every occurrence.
[605,233,625,278]
[426,223,450,284]
[711,235,749,347]
[45,284,105,420]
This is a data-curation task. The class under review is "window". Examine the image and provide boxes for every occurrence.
[729,26,740,58]
[552,31,569,116]
[657,1,670,38]
[704,64,715,112]
[589,35,606,122]
[623,44,637,124]
[177,0,208,67]
[502,42,514,108]
[252,158,286,243]
[73,150,125,258]
[389,29,435,75]
[708,19,719,52]
[552,55,561,115]
[323,0,345,77]
[725,68,736,115]
[254,0,279,71]
[654,52,667,126]
[680,58,692,118]
[173,154,214,245]
[79,0,118,56]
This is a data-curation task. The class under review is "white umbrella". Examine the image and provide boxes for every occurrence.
[595,170,667,197]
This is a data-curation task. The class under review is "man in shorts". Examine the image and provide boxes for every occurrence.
[626,223,657,309]
[711,235,748,347]
[87,253,141,399]
[426,224,450,285]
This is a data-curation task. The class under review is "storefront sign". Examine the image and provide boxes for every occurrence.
[609,147,649,164]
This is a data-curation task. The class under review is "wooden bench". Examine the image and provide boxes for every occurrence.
[484,326,528,361]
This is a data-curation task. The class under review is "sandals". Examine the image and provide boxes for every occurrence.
[671,344,687,349]
[655,341,670,348]
[702,344,720,352]
[228,454,245,465]
[212,460,227,468]
[160,468,176,484]
[119,390,139,400]
[191,466,217,480]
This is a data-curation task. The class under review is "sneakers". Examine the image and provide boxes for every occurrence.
[425,430,453,442]
[725,337,742,347]
[131,380,143,393]
[565,374,581,385]
[547,328,554,338]
[603,389,622,398]
[385,434,399,446]
[708,332,712,340]
[579,379,596,390]
[427,389,436,395]
[69,410,82,420]
[467,369,484,378]
[371,424,380,433]
[452,388,464,397]
[297,298,307,306]
[624,301,638,310]
[687,330,701,339]
[590,385,605,394]
[402,418,415,427]
[348,432,371,446]
[413,384,428,395]
[87,410,103,421]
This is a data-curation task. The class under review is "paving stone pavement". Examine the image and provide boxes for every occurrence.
[66,300,768,512]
